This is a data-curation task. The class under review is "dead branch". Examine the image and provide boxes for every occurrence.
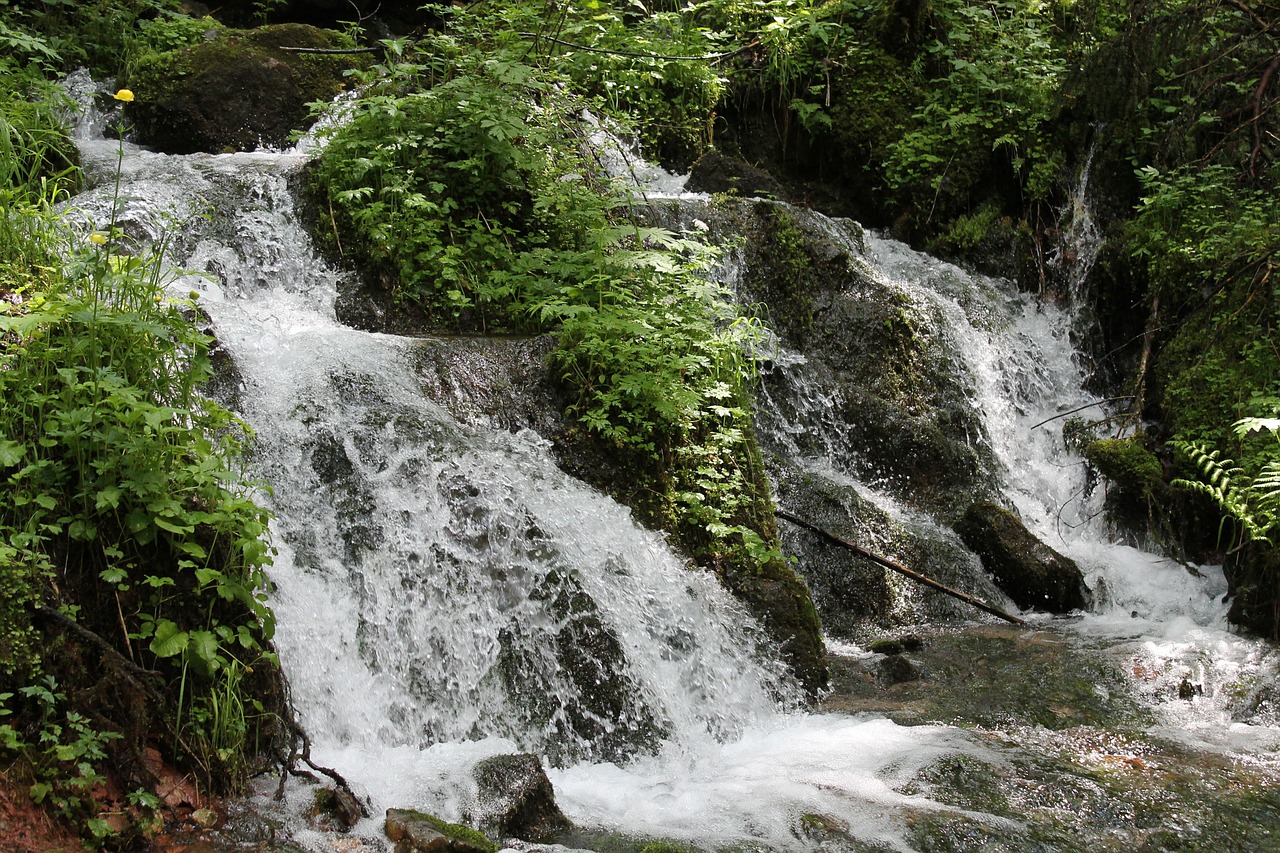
[775,510,1027,626]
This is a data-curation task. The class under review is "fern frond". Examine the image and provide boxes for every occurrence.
[1172,440,1272,545]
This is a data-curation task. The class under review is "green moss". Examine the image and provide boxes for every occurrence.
[422,813,497,852]
[388,809,499,853]
[1085,436,1162,497]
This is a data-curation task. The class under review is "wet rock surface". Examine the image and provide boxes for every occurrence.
[469,753,571,841]
[955,501,1092,613]
[822,624,1280,853]
[821,624,1144,729]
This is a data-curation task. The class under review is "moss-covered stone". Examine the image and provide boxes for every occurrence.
[1084,434,1168,538]
[127,23,369,154]
[954,502,1092,614]
[384,808,497,853]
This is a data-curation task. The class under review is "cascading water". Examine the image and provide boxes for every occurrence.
[62,76,1280,851]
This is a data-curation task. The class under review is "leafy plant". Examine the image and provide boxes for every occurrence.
[0,85,279,824]
[0,678,123,844]
[312,9,787,577]
[1174,419,1280,549]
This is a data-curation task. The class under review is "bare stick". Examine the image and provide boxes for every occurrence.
[1027,396,1135,431]
[519,32,761,64]
[775,510,1027,626]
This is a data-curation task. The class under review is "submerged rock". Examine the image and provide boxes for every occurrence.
[878,654,922,683]
[470,754,571,841]
[954,502,1092,613]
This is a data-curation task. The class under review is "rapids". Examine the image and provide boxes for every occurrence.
[60,73,1280,852]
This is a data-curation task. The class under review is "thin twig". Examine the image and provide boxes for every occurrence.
[519,32,760,64]
[1028,396,1135,431]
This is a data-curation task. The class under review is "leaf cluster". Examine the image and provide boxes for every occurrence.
[312,9,785,575]
[1173,419,1280,549]
[1,109,278,826]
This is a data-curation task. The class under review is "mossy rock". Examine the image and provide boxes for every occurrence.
[954,502,1092,614]
[1085,436,1162,494]
[1084,434,1169,538]
[127,23,369,154]
[384,808,497,853]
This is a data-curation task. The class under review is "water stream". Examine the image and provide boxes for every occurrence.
[62,77,1280,852]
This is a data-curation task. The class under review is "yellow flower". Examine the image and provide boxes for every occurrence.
[88,232,107,245]
[113,88,135,103]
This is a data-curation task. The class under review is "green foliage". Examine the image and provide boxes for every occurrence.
[1173,418,1280,549]
[0,101,277,819]
[0,678,123,843]
[0,0,182,77]
[550,3,725,164]
[312,6,786,576]
[1132,164,1280,315]
[134,10,223,56]
[0,69,80,207]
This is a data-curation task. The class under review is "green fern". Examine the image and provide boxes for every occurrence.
[1173,419,1280,547]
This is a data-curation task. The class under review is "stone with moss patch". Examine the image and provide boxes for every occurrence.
[385,808,497,853]
[127,23,370,154]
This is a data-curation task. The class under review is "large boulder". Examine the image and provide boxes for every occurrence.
[954,502,1092,614]
[127,24,368,154]
[469,754,571,841]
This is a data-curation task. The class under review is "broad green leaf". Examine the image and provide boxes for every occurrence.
[0,440,24,468]
[149,620,188,658]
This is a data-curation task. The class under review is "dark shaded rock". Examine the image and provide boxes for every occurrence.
[385,809,496,853]
[770,465,1012,635]
[954,502,1092,613]
[128,24,368,154]
[868,635,923,656]
[311,786,362,832]
[470,754,571,841]
[878,654,921,683]
[685,150,788,200]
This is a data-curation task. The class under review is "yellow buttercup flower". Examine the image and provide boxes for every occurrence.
[88,232,107,245]
[113,88,135,103]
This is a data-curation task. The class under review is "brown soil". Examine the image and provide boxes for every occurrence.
[0,772,81,853]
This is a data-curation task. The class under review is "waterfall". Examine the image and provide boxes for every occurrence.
[1049,137,1105,305]
[60,77,1280,852]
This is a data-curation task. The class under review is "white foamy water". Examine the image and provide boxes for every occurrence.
[859,234,1280,749]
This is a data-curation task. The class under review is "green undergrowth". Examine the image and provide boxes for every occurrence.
[1,67,280,845]
[309,2,824,686]
[311,14,783,574]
